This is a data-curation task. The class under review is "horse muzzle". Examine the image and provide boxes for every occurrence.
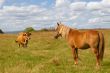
[54,35,58,39]
[54,34,61,39]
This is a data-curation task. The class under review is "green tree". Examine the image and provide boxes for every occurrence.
[0,29,4,34]
[24,27,35,32]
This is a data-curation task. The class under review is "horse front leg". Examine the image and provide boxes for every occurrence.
[71,47,78,65]
[75,48,78,63]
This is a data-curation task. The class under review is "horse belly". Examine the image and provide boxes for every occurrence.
[78,43,90,50]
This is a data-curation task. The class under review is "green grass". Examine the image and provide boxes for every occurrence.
[0,30,110,73]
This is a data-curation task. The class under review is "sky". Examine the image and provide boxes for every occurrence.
[0,0,110,32]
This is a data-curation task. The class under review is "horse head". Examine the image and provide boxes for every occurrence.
[54,22,69,39]
[54,22,62,39]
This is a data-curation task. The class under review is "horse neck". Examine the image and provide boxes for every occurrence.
[62,26,70,39]
[69,28,80,35]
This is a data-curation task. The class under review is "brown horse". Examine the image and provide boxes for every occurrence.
[54,22,105,66]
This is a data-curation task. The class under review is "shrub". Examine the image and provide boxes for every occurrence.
[0,29,4,34]
[24,27,35,32]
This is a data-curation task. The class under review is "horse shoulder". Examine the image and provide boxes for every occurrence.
[67,29,84,48]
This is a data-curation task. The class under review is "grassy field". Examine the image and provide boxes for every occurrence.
[0,30,110,73]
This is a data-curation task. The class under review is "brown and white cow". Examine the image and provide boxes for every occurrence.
[15,32,31,48]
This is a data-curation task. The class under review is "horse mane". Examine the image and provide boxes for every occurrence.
[59,23,80,38]
[61,23,77,30]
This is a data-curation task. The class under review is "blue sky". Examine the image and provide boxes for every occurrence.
[4,0,54,7]
[0,0,110,32]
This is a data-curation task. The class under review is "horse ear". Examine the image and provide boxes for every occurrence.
[57,22,59,26]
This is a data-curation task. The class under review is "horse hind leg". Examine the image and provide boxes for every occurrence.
[92,48,100,66]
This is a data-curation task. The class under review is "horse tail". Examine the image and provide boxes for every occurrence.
[98,32,105,61]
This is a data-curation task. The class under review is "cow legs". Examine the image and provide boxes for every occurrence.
[22,44,27,48]
[23,40,28,48]
[21,44,24,47]
[72,47,78,65]
[21,42,27,48]
[24,44,27,48]
[92,48,100,66]
[25,40,28,47]
[18,43,21,47]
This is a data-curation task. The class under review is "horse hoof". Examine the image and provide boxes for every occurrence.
[96,65,100,69]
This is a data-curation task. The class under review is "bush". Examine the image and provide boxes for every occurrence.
[40,27,55,32]
[24,27,35,32]
[0,29,4,34]
[40,28,49,31]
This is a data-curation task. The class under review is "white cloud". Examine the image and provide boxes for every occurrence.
[88,16,110,24]
[101,0,110,7]
[0,5,48,31]
[86,0,110,11]
[0,0,110,31]
[87,2,102,10]
[88,18,102,24]
[55,0,70,7]
[86,0,110,25]
[3,5,46,14]
[70,2,86,11]
[0,0,5,6]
